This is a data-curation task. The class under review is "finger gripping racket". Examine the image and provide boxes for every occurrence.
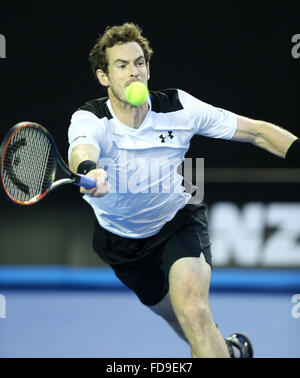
[0,121,97,205]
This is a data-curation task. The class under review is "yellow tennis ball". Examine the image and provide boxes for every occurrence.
[125,81,149,107]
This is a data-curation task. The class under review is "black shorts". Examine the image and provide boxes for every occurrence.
[92,203,212,306]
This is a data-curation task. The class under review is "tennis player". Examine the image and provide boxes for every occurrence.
[68,23,298,358]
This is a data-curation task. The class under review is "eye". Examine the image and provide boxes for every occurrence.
[118,64,126,69]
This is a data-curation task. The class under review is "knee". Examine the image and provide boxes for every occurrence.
[177,300,212,329]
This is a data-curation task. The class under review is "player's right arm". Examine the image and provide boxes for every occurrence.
[69,144,99,173]
[68,110,110,198]
[69,144,109,197]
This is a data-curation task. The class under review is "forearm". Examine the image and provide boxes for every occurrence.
[69,144,109,197]
[253,121,297,158]
[69,144,100,172]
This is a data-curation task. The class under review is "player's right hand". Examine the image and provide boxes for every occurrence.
[80,168,110,198]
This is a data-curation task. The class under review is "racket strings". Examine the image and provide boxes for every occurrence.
[5,128,49,200]
[2,127,56,202]
[20,127,54,198]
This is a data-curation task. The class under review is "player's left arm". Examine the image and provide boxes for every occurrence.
[232,115,298,159]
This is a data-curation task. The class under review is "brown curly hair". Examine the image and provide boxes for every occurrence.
[89,23,153,77]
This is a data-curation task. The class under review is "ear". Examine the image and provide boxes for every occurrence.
[146,63,150,80]
[96,69,109,87]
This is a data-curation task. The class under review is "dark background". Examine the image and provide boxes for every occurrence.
[0,2,299,265]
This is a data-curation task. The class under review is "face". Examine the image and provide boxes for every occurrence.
[97,42,150,104]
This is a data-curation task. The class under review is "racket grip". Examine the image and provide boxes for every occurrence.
[76,175,97,189]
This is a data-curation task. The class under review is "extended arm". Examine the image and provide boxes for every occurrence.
[69,144,100,172]
[232,115,298,159]
[69,144,109,197]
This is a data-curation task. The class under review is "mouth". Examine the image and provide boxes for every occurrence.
[125,80,142,88]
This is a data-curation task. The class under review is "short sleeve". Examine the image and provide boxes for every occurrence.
[178,89,237,140]
[68,110,106,160]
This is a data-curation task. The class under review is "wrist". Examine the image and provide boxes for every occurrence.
[77,160,97,175]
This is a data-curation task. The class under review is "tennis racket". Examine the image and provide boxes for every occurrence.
[0,121,97,205]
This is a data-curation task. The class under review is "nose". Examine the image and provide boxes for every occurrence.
[128,63,139,78]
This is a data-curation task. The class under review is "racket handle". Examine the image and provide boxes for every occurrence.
[76,175,97,189]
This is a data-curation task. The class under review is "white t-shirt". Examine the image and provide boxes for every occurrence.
[68,89,237,238]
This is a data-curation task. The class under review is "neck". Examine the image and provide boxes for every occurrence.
[109,91,149,129]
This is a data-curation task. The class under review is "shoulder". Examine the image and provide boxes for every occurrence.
[77,97,113,120]
[150,89,184,113]
[150,89,203,114]
[69,98,110,138]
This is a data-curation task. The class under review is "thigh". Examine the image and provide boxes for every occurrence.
[111,252,169,307]
[149,254,212,327]
[169,253,212,311]
[158,216,213,288]
[142,207,212,308]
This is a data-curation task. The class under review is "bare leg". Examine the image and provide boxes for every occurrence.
[149,291,188,343]
[168,254,229,358]
[149,254,229,358]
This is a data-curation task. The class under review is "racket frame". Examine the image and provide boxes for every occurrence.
[0,121,93,206]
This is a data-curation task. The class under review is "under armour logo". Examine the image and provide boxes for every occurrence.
[159,131,174,143]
